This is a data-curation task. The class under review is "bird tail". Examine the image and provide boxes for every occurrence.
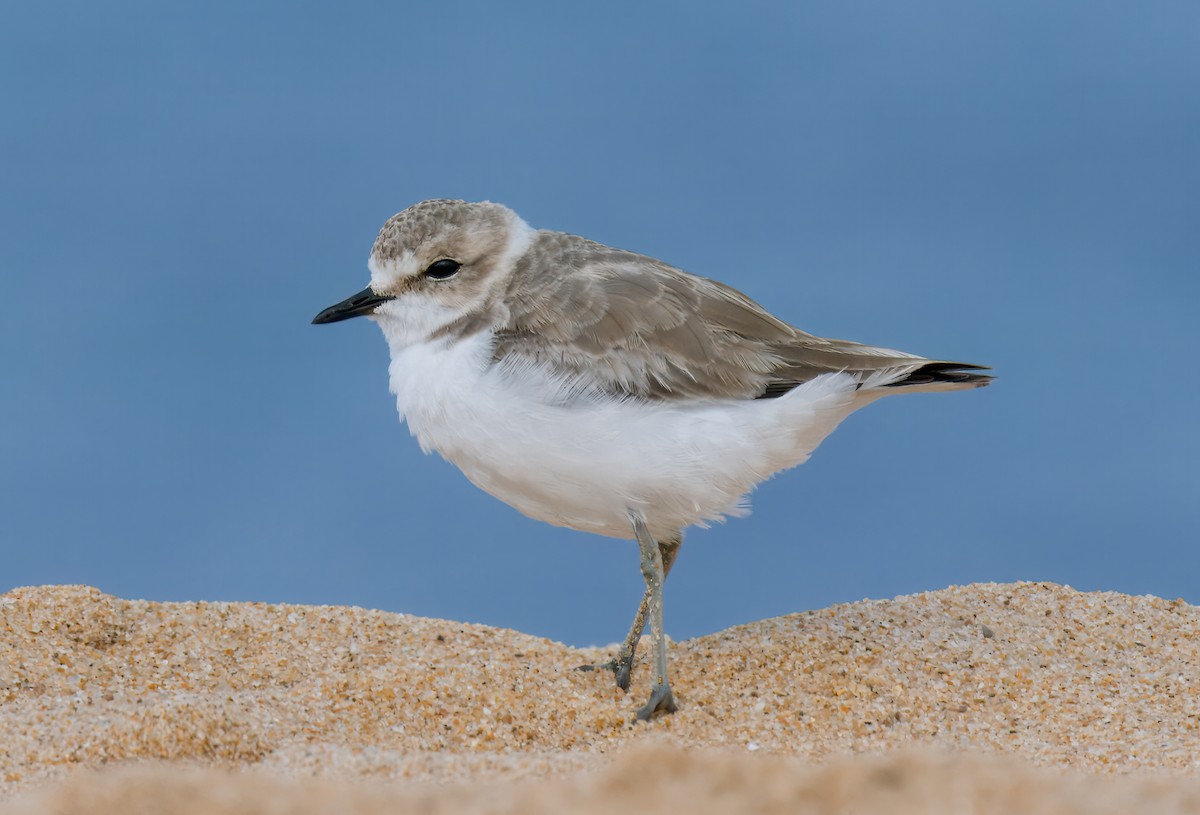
[881,361,993,392]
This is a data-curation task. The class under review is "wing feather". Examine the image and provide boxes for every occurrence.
[493,231,986,401]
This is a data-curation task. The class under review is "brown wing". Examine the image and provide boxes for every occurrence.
[494,231,988,401]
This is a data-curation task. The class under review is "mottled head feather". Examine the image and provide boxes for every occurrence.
[371,199,515,264]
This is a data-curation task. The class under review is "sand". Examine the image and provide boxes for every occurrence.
[2,581,1199,813]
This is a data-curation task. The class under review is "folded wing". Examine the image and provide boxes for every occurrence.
[494,231,991,401]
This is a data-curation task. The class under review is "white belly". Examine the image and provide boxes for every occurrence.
[386,333,865,541]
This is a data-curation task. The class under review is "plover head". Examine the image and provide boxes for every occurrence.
[313,199,533,345]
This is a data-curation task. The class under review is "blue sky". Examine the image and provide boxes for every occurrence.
[2,2,1197,646]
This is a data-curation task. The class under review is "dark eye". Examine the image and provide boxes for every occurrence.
[424,259,461,280]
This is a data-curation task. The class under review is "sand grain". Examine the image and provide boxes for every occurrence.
[3,582,1199,811]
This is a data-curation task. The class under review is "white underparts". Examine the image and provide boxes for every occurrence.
[384,331,874,541]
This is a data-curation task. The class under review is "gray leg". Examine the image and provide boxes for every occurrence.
[629,512,677,720]
[577,535,681,691]
[609,536,680,690]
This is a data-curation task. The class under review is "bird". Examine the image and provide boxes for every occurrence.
[313,199,991,721]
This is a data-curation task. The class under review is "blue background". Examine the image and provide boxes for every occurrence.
[3,2,1196,646]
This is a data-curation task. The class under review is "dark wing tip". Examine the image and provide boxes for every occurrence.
[884,361,994,388]
[757,361,993,399]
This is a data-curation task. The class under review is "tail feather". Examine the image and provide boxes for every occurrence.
[756,360,992,399]
[883,361,993,390]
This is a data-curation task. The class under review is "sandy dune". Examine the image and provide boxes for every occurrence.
[3,582,1199,812]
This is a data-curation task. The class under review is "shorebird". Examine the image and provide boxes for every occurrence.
[313,199,991,720]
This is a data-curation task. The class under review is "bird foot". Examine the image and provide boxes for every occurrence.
[635,682,677,722]
[575,654,635,691]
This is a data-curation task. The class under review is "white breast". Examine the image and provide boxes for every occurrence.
[385,332,867,541]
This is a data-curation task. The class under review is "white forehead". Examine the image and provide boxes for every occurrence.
[367,250,420,291]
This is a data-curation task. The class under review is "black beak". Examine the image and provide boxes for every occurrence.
[312,287,396,325]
